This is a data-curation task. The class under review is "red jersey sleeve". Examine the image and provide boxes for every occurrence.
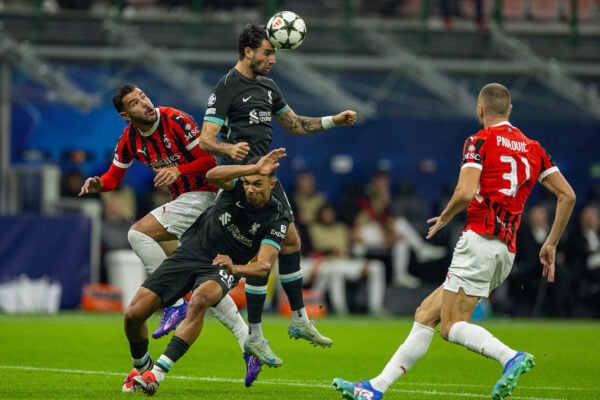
[461,131,487,170]
[100,129,134,191]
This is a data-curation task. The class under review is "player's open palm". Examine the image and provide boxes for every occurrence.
[78,176,102,196]
[256,148,286,175]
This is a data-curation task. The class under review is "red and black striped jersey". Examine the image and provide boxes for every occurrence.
[107,106,217,199]
[461,121,558,253]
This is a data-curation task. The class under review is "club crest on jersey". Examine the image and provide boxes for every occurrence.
[163,137,172,149]
[207,93,216,107]
[249,223,260,235]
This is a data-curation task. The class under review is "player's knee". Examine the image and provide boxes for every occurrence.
[188,291,218,316]
[414,302,439,329]
[439,321,452,341]
[128,229,151,250]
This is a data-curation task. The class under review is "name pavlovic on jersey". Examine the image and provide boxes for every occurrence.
[102,107,217,199]
[461,121,559,253]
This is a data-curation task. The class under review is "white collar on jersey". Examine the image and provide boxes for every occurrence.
[138,108,161,137]
[490,120,514,128]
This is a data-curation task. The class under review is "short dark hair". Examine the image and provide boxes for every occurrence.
[238,23,268,60]
[112,84,137,112]
[479,83,511,116]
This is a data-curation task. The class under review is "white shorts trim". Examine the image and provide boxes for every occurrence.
[443,230,515,298]
[150,191,216,238]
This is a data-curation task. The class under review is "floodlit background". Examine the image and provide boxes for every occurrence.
[0,0,599,320]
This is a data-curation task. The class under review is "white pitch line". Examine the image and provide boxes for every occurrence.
[0,365,579,400]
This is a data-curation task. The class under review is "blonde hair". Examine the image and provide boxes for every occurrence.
[479,83,511,116]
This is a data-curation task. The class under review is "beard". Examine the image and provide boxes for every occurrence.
[250,59,268,77]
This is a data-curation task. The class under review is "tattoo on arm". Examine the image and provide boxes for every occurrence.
[279,109,322,135]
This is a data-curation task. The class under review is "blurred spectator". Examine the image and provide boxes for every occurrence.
[510,204,576,317]
[353,169,447,288]
[291,171,327,225]
[301,203,388,316]
[564,204,600,317]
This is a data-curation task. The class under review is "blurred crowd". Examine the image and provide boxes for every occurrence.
[58,160,600,319]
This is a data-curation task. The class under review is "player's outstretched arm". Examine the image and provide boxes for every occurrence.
[199,120,250,161]
[206,148,286,189]
[273,107,357,135]
[427,166,481,239]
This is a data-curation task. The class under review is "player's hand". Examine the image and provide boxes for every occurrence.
[78,176,102,196]
[255,148,286,175]
[426,216,447,239]
[213,254,235,275]
[153,167,180,187]
[539,243,556,283]
[229,142,250,161]
[333,110,357,126]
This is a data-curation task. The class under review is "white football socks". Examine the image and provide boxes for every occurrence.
[248,323,264,343]
[127,229,167,275]
[371,322,434,393]
[291,307,310,324]
[212,295,248,352]
[448,321,517,367]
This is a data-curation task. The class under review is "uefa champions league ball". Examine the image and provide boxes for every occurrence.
[266,11,307,50]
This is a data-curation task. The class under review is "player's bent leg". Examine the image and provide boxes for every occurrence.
[280,224,333,347]
[123,288,161,393]
[332,378,383,400]
[124,287,164,342]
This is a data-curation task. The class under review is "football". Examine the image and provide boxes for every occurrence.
[266,11,306,50]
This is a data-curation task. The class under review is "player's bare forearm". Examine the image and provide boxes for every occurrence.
[200,135,234,158]
[276,109,321,135]
[541,171,576,247]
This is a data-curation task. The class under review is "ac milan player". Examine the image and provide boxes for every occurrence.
[78,84,260,387]
[334,83,576,400]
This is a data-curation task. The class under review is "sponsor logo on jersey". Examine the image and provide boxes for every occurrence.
[137,149,147,156]
[242,95,252,102]
[148,154,181,168]
[267,90,272,104]
[227,224,253,247]
[249,109,272,125]
[207,93,216,107]
[249,109,260,125]
[184,126,199,141]
[235,201,245,209]
[219,212,232,226]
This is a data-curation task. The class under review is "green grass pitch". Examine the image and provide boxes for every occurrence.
[0,312,598,399]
